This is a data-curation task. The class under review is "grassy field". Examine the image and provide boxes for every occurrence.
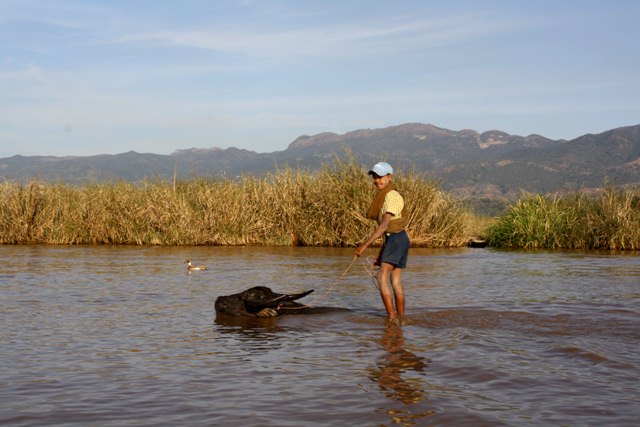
[2,157,638,250]
[0,158,471,247]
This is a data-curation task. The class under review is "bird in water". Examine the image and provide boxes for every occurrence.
[185,259,207,273]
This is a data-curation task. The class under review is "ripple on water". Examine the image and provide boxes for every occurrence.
[0,245,639,426]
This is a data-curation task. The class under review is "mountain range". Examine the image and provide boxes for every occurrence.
[2,123,639,200]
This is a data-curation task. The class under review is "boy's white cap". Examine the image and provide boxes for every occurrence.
[368,161,393,176]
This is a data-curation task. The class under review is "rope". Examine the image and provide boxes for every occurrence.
[361,256,381,290]
[311,255,381,307]
[311,255,358,306]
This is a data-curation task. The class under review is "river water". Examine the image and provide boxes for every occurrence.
[1,245,638,426]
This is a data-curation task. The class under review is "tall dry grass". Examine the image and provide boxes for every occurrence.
[487,187,640,250]
[0,157,471,247]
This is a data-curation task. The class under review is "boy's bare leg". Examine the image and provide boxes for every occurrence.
[378,262,397,319]
[391,268,405,318]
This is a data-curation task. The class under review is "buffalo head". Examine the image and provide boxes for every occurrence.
[215,286,314,317]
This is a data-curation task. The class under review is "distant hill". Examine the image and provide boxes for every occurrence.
[1,123,639,200]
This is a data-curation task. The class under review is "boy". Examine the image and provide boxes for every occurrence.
[355,162,410,323]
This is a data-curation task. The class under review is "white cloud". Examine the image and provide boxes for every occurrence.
[111,13,528,59]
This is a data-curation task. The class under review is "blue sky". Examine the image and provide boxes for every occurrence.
[1,0,638,157]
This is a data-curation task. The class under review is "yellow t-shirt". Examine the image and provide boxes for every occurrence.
[379,190,404,224]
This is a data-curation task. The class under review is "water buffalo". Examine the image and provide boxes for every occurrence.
[215,286,315,317]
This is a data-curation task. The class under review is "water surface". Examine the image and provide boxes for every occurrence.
[1,245,639,426]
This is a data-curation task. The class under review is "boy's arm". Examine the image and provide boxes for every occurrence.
[354,212,393,257]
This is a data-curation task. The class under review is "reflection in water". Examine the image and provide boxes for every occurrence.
[214,313,288,354]
[215,313,283,331]
[369,325,433,425]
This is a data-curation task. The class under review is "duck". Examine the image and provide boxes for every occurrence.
[185,259,207,272]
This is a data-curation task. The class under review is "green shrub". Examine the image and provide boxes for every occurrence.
[488,187,640,250]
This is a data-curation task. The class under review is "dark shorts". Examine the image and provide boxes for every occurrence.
[380,230,410,268]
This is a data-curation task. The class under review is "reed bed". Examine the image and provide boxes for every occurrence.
[487,187,640,250]
[0,158,470,247]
